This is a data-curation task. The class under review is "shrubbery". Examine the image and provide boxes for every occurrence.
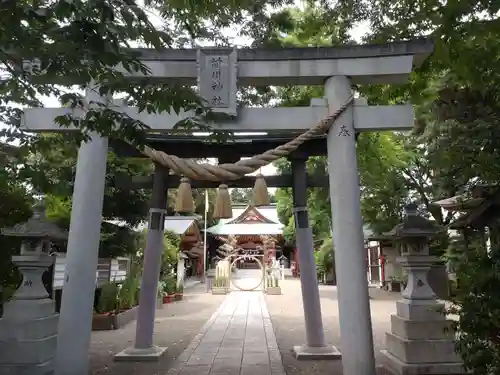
[449,246,500,374]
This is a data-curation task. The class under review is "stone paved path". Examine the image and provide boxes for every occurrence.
[90,283,226,375]
[166,291,285,375]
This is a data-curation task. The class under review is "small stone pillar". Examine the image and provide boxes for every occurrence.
[0,203,68,375]
[380,204,465,375]
[176,253,187,289]
[278,255,290,269]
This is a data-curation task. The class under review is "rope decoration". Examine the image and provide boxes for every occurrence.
[138,96,354,182]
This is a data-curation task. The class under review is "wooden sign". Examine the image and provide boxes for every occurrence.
[197,48,237,116]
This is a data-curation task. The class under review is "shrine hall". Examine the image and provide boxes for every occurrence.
[206,204,293,269]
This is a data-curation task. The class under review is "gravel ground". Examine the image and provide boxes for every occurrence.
[265,279,400,375]
[89,283,226,375]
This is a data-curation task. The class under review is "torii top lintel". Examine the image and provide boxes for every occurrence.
[129,39,433,86]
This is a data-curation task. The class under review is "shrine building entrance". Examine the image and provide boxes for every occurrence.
[207,204,284,291]
[235,241,264,269]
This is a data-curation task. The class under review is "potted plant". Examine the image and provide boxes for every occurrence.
[315,237,336,285]
[92,282,119,330]
[157,281,165,308]
[161,275,176,303]
[92,272,142,331]
[117,272,140,312]
[166,276,176,301]
[174,283,184,301]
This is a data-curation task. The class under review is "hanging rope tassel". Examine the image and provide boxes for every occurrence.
[213,184,232,219]
[175,177,195,213]
[252,173,270,206]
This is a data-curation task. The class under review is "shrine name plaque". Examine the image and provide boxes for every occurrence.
[197,48,237,116]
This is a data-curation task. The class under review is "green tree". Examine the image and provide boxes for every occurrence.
[0,143,33,303]
[230,188,253,205]
[355,0,500,215]
[315,237,335,283]
[0,0,244,148]
[261,5,413,240]
[449,245,500,374]
[8,134,150,259]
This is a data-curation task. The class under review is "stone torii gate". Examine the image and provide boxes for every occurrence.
[21,40,433,375]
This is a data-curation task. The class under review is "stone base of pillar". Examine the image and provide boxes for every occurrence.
[156,297,164,310]
[0,358,55,375]
[378,351,465,375]
[0,255,58,375]
[292,344,342,360]
[114,345,167,362]
[381,300,465,374]
[265,286,282,295]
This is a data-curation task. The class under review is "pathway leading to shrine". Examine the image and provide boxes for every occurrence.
[166,291,285,375]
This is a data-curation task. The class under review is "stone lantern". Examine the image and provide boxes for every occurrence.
[380,203,464,375]
[0,202,68,375]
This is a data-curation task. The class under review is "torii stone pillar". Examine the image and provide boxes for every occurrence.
[290,155,341,360]
[55,85,109,375]
[325,76,376,375]
[115,164,168,361]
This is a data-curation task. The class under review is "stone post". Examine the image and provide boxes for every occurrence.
[0,204,67,375]
[55,84,109,375]
[380,204,465,375]
[0,253,57,375]
[325,75,376,375]
[177,256,186,289]
[290,155,341,360]
[114,164,168,361]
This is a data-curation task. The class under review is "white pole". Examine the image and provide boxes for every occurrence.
[367,241,372,284]
[203,190,208,278]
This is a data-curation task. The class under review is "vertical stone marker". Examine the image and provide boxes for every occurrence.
[197,49,238,116]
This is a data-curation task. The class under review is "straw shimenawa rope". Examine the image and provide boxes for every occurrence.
[138,95,354,182]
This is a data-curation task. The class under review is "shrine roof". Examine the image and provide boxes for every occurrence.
[111,215,200,235]
[183,243,203,258]
[206,204,284,236]
[445,192,500,229]
[224,205,280,225]
[206,223,283,236]
[433,195,485,211]
[163,216,199,235]
[434,185,500,212]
